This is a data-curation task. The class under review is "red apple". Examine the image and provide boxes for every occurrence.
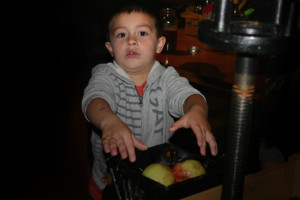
[172,159,206,182]
[142,163,175,187]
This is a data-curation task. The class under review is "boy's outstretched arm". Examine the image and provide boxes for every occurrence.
[86,98,148,162]
[168,94,218,156]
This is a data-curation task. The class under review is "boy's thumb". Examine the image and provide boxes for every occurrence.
[168,120,182,133]
[132,135,148,151]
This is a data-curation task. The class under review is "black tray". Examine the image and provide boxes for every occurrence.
[106,142,225,200]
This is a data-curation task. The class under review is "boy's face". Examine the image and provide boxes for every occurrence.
[105,12,166,74]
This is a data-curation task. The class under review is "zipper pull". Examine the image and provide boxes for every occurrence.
[139,95,143,107]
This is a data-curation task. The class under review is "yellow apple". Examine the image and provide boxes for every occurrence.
[142,163,175,187]
[172,159,206,182]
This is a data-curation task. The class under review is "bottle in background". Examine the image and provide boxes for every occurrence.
[231,0,240,18]
[161,8,178,53]
[201,0,213,20]
[194,0,205,14]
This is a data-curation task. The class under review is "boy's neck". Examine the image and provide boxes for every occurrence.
[126,64,153,86]
[130,73,148,86]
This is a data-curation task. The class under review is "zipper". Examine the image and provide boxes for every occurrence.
[135,86,143,107]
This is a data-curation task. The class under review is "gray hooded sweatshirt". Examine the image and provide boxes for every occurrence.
[82,60,205,190]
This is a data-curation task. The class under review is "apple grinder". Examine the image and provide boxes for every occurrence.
[103,135,225,200]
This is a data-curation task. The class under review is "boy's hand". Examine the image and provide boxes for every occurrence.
[168,95,218,156]
[101,115,148,162]
[86,98,147,162]
[168,108,218,156]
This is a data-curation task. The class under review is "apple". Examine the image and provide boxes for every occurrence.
[172,159,206,182]
[142,163,175,187]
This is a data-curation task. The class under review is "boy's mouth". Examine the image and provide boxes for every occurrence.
[127,50,138,57]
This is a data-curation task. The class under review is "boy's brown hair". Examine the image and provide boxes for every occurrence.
[105,0,163,42]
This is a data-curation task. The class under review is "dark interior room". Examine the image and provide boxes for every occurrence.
[9,0,299,199]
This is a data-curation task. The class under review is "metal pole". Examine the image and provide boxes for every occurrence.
[273,0,285,26]
[222,53,257,200]
[213,0,230,32]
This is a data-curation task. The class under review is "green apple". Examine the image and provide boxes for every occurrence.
[142,163,175,187]
[172,159,206,182]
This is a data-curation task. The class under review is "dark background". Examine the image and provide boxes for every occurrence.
[6,0,299,199]
[8,0,173,199]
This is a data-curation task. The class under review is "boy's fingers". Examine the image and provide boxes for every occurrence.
[127,146,136,162]
[122,134,138,162]
[191,125,206,156]
[107,138,118,156]
[102,138,116,154]
[102,140,110,153]
[117,139,129,159]
[200,140,207,156]
[197,130,218,156]
[207,135,218,156]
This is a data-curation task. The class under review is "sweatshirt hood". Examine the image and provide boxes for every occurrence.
[100,60,165,86]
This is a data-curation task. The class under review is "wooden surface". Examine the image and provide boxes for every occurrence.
[156,29,237,84]
[243,163,288,200]
[181,152,300,200]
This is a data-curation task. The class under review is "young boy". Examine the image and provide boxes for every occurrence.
[82,0,218,199]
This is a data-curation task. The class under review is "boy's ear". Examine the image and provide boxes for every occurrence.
[156,36,166,54]
[105,42,114,57]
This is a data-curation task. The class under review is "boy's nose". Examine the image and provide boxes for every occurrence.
[127,35,137,45]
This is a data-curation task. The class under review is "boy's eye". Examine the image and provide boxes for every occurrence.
[138,31,148,36]
[117,33,126,38]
